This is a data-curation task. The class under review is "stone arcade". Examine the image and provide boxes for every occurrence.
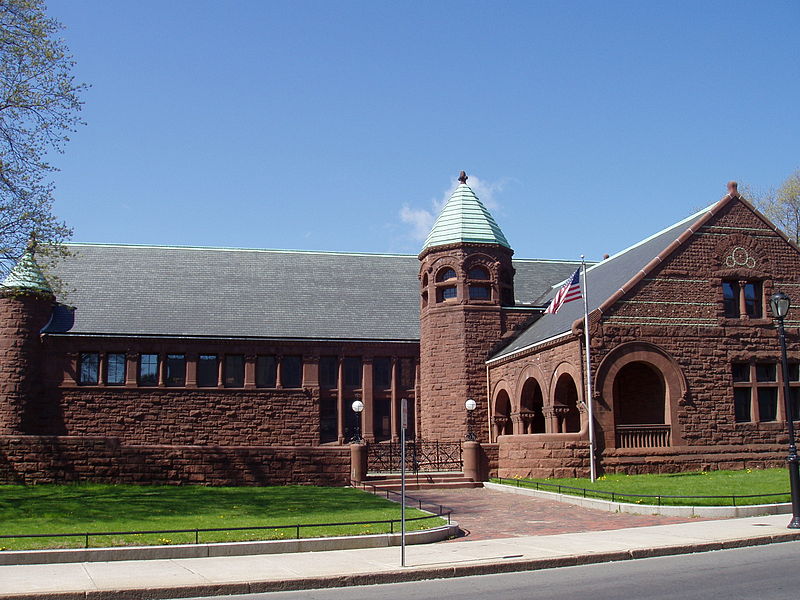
[0,176,797,484]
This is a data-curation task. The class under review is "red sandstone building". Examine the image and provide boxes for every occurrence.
[0,174,797,484]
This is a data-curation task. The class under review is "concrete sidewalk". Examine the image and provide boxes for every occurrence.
[1,514,799,600]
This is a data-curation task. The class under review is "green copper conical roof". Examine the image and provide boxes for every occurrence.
[422,178,510,251]
[1,248,52,293]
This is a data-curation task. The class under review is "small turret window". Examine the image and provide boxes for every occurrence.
[469,285,491,300]
[468,266,489,280]
[436,268,457,282]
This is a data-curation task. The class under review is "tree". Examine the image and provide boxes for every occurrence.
[0,0,84,277]
[744,170,800,245]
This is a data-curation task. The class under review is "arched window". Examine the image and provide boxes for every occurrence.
[467,266,489,280]
[436,268,456,282]
[435,267,457,302]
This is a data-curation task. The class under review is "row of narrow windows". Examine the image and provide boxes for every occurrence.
[77,353,414,389]
[732,361,800,423]
[422,265,513,305]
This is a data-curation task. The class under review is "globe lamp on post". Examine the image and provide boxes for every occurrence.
[465,398,477,441]
[351,398,364,444]
[769,291,800,529]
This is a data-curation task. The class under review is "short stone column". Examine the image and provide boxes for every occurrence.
[350,442,368,484]
[462,441,482,482]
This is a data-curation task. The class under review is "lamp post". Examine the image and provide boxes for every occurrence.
[465,398,477,441]
[769,291,800,529]
[351,397,364,444]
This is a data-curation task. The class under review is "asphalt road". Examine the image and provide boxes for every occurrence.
[180,541,800,600]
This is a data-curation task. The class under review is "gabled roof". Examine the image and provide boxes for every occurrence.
[1,248,52,294]
[489,200,725,361]
[44,244,581,341]
[422,183,510,251]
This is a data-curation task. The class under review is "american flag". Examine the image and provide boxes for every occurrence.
[544,268,582,314]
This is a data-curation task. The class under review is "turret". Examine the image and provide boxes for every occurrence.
[418,172,515,442]
[0,239,55,434]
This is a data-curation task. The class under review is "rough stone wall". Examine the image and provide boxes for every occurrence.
[419,243,515,442]
[0,436,351,485]
[497,435,591,479]
[0,292,53,435]
[489,198,800,475]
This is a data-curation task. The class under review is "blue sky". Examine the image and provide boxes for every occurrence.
[46,0,799,261]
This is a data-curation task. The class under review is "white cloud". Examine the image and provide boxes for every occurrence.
[398,174,506,243]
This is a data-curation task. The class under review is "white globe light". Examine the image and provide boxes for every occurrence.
[352,400,364,413]
[465,399,477,411]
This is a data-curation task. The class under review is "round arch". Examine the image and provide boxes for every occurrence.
[595,341,688,448]
[491,382,513,440]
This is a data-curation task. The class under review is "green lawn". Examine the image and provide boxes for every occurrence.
[0,485,446,551]
[493,468,792,507]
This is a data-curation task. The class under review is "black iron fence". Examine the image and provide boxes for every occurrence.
[0,512,450,550]
[368,440,462,473]
[493,476,791,507]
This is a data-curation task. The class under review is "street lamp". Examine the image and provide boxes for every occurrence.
[769,291,800,528]
[465,398,477,441]
[351,398,364,443]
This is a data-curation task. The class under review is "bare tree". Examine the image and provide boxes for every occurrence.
[742,170,800,244]
[0,0,85,276]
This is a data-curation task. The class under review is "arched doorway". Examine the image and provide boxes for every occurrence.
[614,362,666,425]
[519,378,546,433]
[553,373,581,433]
[493,389,513,439]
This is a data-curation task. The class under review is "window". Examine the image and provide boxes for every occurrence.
[78,352,99,385]
[731,361,797,423]
[320,356,338,387]
[467,266,489,280]
[224,355,244,387]
[398,357,415,390]
[197,355,218,387]
[469,285,491,300]
[373,357,391,388]
[723,280,763,318]
[282,356,302,388]
[436,268,456,282]
[344,357,362,387]
[106,353,126,385]
[435,267,457,303]
[139,354,159,386]
[165,354,185,387]
[256,355,277,387]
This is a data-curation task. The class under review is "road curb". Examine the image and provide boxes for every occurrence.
[4,530,799,600]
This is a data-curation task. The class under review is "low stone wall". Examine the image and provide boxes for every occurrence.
[497,435,590,479]
[0,436,351,486]
[600,444,787,474]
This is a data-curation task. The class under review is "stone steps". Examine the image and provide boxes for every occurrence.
[362,472,482,491]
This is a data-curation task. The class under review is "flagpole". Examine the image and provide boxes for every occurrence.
[581,255,597,482]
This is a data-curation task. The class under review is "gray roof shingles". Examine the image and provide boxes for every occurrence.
[491,207,709,360]
[45,244,581,341]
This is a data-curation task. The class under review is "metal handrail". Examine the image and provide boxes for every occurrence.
[493,476,791,507]
[0,513,449,549]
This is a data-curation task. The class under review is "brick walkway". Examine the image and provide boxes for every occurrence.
[408,487,699,541]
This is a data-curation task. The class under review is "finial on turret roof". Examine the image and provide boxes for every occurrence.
[727,181,739,198]
[458,171,468,185]
[26,232,37,255]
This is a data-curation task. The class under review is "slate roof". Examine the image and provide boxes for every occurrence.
[423,183,510,250]
[490,204,714,361]
[44,244,581,341]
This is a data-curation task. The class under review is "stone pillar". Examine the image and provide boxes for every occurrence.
[362,357,374,442]
[542,406,559,434]
[462,440,481,482]
[185,353,198,388]
[390,357,399,442]
[337,357,345,444]
[125,352,138,387]
[350,442,367,483]
[243,354,256,389]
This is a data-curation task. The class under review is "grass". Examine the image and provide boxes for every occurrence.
[492,468,792,507]
[0,484,446,551]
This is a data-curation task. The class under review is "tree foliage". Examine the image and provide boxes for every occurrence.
[0,0,84,276]
[744,170,800,244]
